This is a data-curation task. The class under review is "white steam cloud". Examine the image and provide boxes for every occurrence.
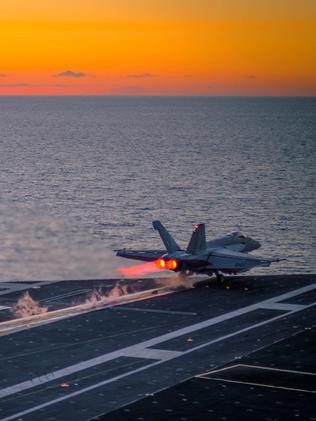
[11,291,48,318]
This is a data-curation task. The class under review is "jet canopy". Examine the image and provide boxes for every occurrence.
[231,231,248,239]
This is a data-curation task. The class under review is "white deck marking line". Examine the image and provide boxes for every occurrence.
[0,283,315,401]
[0,286,315,421]
[114,306,197,316]
[0,361,162,421]
[120,348,183,361]
[261,283,316,303]
[199,377,316,394]
[239,364,316,376]
[197,363,316,378]
[260,302,306,312]
[196,364,241,376]
[178,301,315,357]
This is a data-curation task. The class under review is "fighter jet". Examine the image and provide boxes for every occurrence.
[116,220,281,283]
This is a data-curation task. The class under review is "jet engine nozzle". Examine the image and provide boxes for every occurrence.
[156,258,179,271]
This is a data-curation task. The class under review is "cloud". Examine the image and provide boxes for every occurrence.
[55,70,88,78]
[0,83,32,87]
[0,83,71,88]
[0,73,8,77]
[245,75,257,80]
[127,73,155,79]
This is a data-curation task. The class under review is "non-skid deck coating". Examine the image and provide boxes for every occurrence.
[0,274,315,421]
[100,328,316,421]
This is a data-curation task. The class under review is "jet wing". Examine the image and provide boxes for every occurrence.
[116,249,166,262]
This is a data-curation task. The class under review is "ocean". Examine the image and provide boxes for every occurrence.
[0,96,315,281]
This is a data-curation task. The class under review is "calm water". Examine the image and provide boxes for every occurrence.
[0,96,315,281]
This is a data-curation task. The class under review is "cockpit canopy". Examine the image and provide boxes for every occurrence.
[232,231,248,239]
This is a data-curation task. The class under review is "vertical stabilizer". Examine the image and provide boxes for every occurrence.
[152,220,181,253]
[186,224,206,255]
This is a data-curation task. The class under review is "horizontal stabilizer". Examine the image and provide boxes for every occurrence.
[186,223,206,255]
[152,220,181,253]
[116,249,165,262]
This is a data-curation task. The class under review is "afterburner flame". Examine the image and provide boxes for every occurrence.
[166,259,178,270]
[157,258,166,269]
[157,258,178,270]
[118,261,163,276]
[118,257,179,277]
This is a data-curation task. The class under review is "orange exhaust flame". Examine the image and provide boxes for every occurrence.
[166,259,178,270]
[157,258,166,269]
[157,258,178,270]
[118,258,179,277]
[118,260,164,276]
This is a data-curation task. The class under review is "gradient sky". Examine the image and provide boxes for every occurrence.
[0,0,315,95]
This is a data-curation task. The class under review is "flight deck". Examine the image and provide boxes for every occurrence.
[0,274,315,420]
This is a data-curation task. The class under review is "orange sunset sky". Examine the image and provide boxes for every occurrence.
[0,0,315,96]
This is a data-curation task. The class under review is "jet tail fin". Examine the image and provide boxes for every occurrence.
[186,224,206,255]
[152,220,181,253]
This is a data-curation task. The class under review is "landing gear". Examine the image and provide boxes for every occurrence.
[193,272,229,288]
[215,272,233,289]
[215,272,225,286]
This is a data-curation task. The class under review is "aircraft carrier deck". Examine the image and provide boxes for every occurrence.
[0,274,315,421]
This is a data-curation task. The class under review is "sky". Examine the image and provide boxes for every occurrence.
[0,0,315,96]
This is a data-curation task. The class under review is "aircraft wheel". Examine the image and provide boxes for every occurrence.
[216,273,225,286]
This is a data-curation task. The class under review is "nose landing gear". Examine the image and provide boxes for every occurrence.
[215,271,225,285]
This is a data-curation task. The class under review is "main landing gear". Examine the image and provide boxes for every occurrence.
[215,272,225,285]
[193,272,229,288]
[215,272,233,289]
